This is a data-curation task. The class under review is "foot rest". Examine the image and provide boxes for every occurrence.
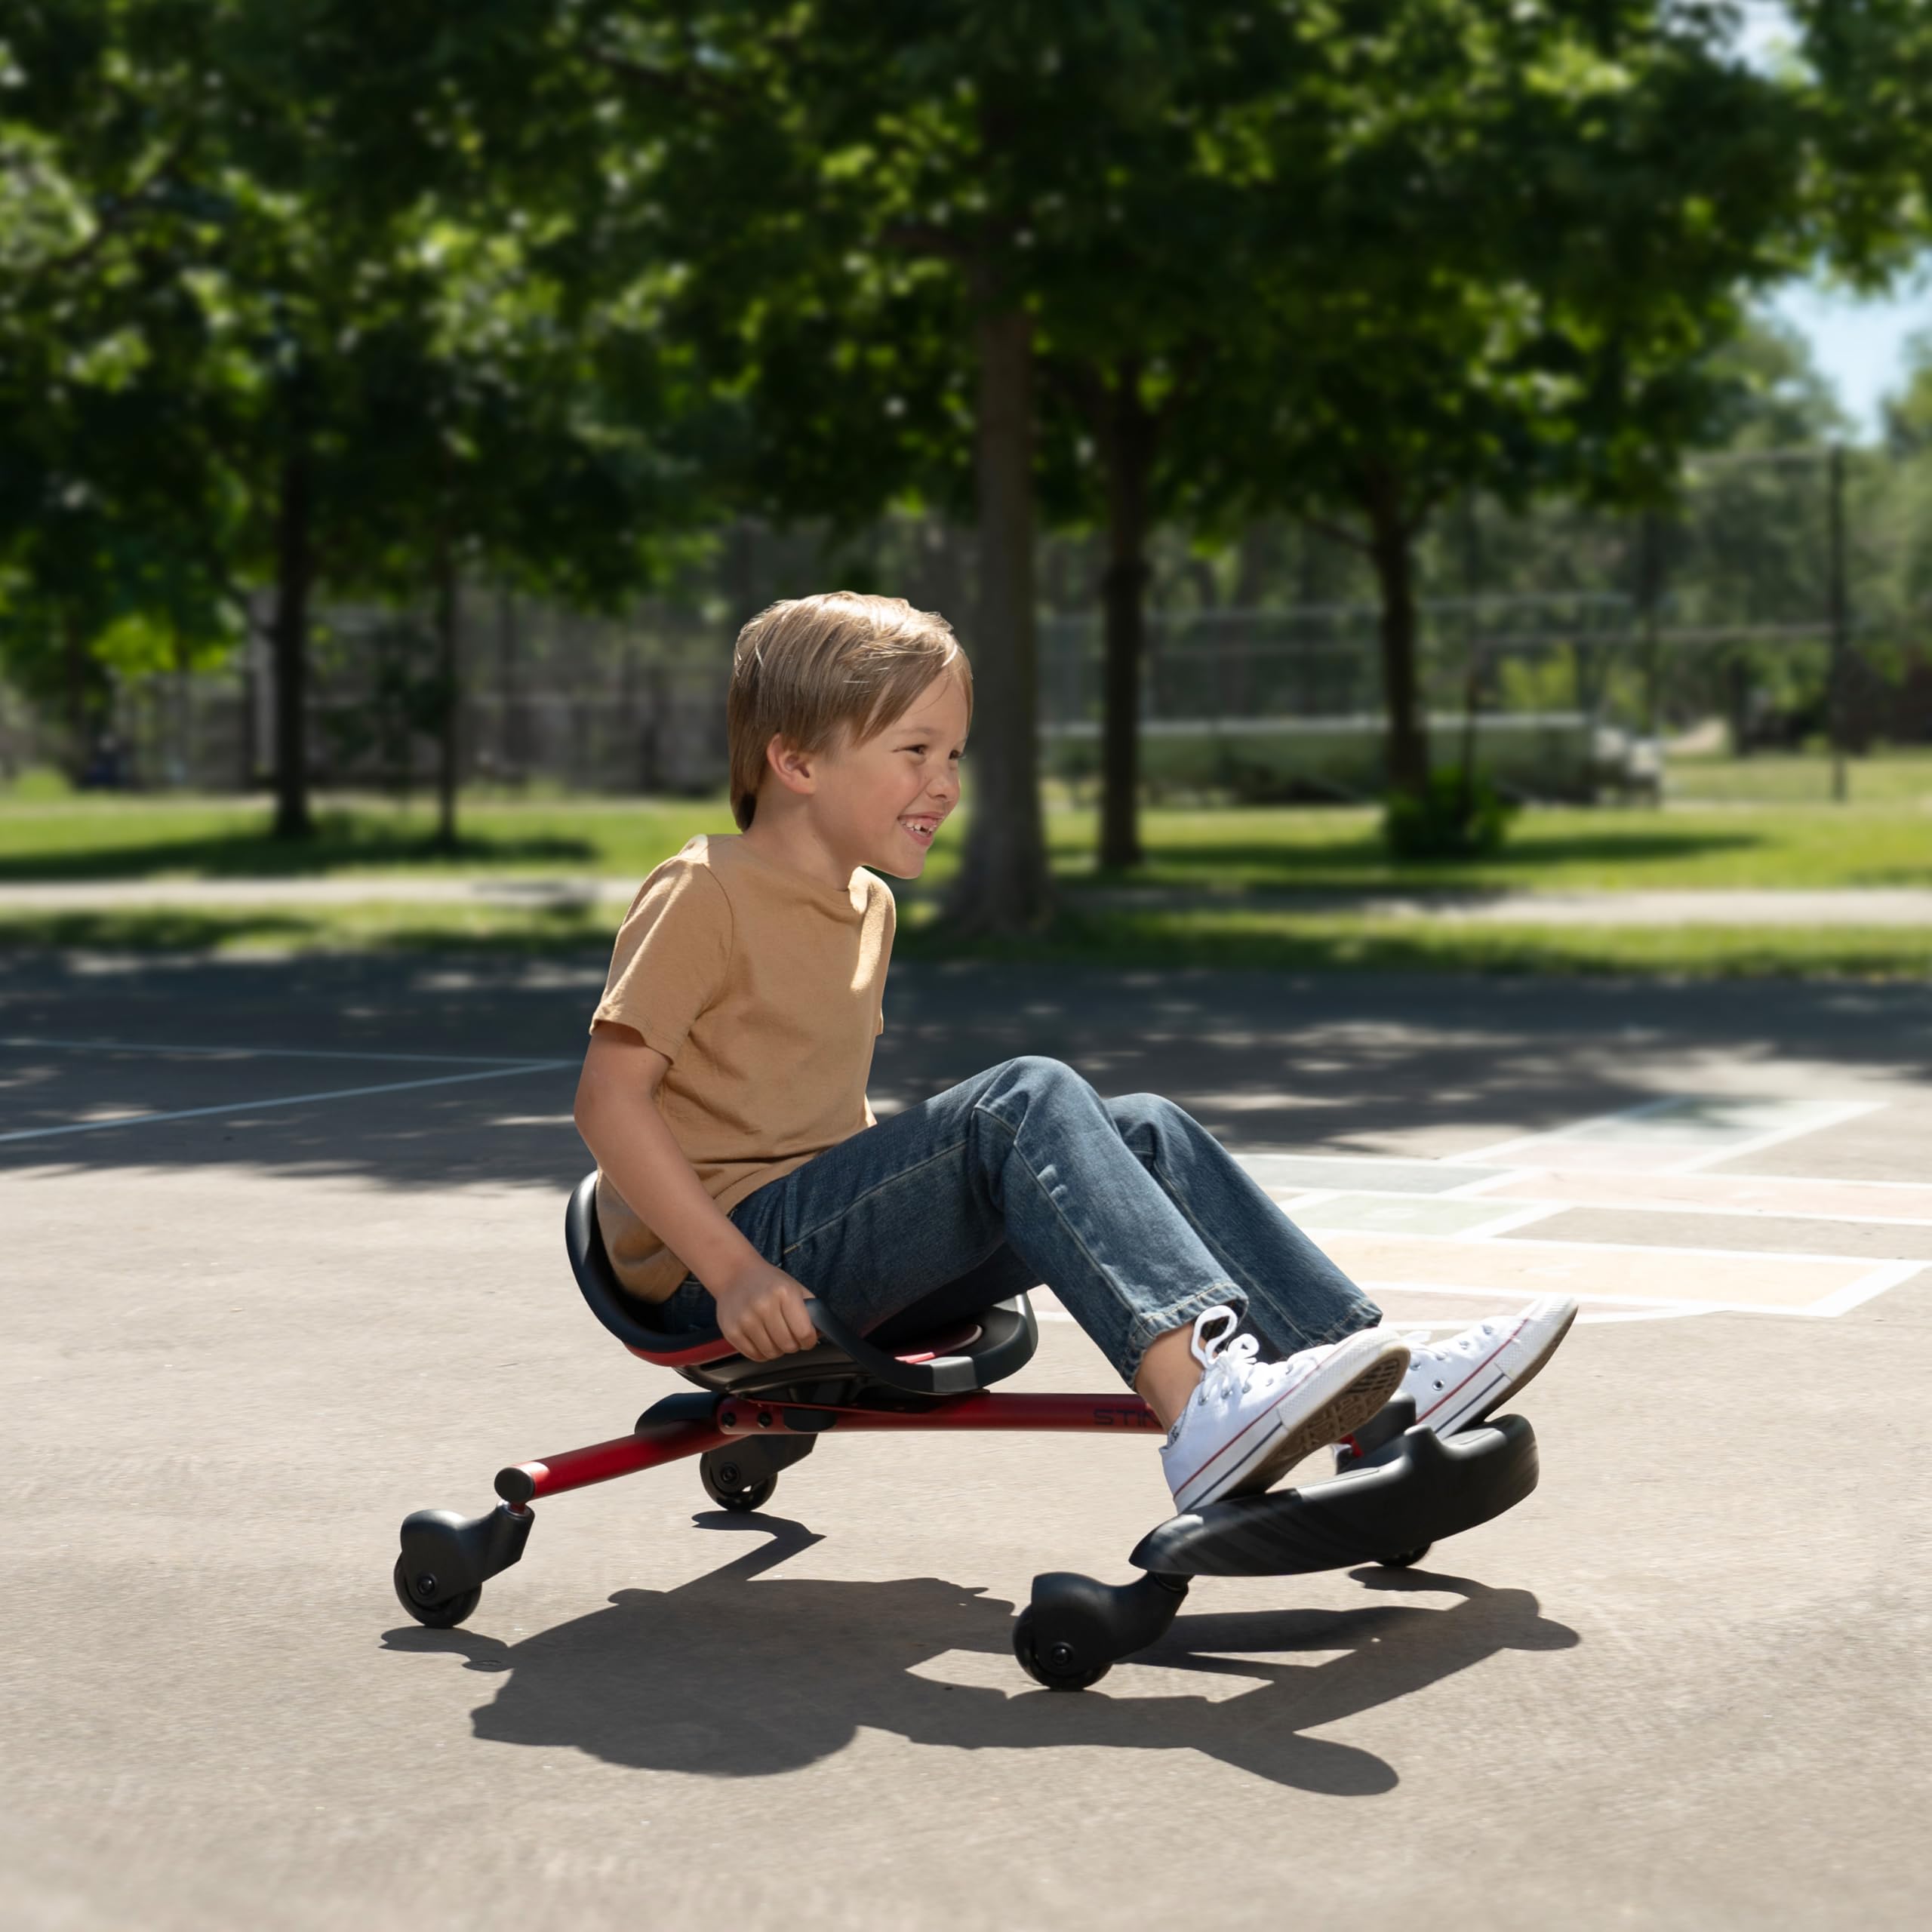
[1128,1415,1539,1579]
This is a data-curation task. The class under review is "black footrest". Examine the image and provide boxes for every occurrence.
[1128,1414,1539,1579]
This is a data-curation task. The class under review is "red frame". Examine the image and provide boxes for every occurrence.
[498,1389,1158,1505]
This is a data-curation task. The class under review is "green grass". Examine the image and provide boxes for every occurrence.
[1053,801,1932,891]
[1665,747,1932,806]
[0,792,732,883]
[2,783,1930,890]
[3,761,1929,974]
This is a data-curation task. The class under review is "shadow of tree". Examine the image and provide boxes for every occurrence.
[1084,827,1765,887]
[383,1515,1578,1793]
[4,957,1928,1192]
[0,823,598,883]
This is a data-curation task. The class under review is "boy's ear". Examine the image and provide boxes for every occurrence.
[763,733,818,798]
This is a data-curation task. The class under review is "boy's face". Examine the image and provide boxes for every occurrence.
[813,668,970,879]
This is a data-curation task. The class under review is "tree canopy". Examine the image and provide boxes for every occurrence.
[0,2,1886,880]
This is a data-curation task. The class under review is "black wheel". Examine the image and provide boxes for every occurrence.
[700,1448,777,1514]
[1012,1607,1112,1692]
[1377,1543,1432,1570]
[392,1553,482,1629]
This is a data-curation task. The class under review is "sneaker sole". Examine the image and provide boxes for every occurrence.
[1174,1335,1410,1513]
[1423,1297,1579,1437]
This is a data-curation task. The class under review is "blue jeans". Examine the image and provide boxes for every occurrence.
[657,1055,1381,1385]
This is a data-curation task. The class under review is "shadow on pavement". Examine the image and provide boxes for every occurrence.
[382,1515,1578,1794]
[6,956,1930,1190]
[1097,826,1764,885]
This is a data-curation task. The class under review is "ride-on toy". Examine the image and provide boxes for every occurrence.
[393,1174,1542,1689]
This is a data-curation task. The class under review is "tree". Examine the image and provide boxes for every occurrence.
[1174,2,1807,798]
[1029,11,1324,869]
[0,1,246,774]
[562,3,1308,929]
[1,2,698,837]
[1791,1,1932,285]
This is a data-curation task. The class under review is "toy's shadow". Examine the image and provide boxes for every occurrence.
[383,1515,1578,1794]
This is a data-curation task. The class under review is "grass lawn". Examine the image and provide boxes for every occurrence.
[1,786,1929,893]
[2,761,1929,974]
[1665,747,1932,806]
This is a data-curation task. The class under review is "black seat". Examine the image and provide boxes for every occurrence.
[563,1171,1038,1399]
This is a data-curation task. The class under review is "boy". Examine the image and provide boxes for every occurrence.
[574,592,1575,1513]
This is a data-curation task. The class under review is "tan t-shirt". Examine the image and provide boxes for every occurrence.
[589,832,895,1302]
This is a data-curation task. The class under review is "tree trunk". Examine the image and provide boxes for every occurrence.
[1097,364,1152,871]
[1365,481,1428,795]
[435,538,460,852]
[495,586,521,783]
[62,609,90,781]
[943,293,1053,934]
[271,440,313,839]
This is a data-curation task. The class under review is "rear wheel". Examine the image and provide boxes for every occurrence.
[700,1448,777,1513]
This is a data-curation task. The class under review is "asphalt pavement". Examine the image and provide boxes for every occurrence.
[3,951,1928,1931]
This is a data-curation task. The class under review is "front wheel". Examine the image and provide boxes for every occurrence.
[1013,1607,1111,1692]
[700,1448,777,1513]
[392,1553,482,1629]
[1377,1543,1432,1570]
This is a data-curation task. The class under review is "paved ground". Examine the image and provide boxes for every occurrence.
[4,951,1930,1931]
[7,875,1932,924]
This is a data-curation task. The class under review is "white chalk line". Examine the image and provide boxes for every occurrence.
[0,1060,574,1144]
[1271,1181,1932,1232]
[1294,1221,1926,1271]
[1447,1095,1687,1166]
[0,1033,555,1067]
[1444,1097,1883,1173]
[1666,1102,1883,1172]
[1343,1275,1923,1320]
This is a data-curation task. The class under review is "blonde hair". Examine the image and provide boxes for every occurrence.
[727,592,973,829]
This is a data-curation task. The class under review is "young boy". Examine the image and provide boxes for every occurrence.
[574,592,1576,1513]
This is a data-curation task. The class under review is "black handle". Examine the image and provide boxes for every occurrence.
[800,1297,982,1396]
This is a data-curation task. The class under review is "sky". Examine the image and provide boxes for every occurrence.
[1736,0,1929,438]
[1762,278,1928,439]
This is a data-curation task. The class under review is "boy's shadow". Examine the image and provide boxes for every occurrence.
[383,1515,1578,1794]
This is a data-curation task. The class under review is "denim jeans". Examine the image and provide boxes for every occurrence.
[655,1054,1382,1386]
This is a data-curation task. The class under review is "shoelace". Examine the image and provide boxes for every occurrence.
[1190,1306,1271,1407]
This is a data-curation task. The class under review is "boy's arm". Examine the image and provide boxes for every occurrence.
[572,1024,820,1361]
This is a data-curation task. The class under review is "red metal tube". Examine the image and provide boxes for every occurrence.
[497,1418,726,1503]
[715,1391,1161,1437]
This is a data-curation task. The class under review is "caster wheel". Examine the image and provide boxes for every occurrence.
[1012,1607,1112,1691]
[700,1448,777,1513]
[392,1553,482,1629]
[1377,1543,1432,1570]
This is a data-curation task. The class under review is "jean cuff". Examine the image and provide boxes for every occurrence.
[1122,1282,1246,1383]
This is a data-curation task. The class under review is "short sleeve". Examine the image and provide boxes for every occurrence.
[590,857,732,1061]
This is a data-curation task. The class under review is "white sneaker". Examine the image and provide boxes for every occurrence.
[1160,1309,1411,1514]
[1398,1294,1579,1438]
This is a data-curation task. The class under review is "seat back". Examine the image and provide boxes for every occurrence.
[564,1172,737,1367]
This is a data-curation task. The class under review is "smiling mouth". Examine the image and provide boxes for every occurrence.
[900,817,941,845]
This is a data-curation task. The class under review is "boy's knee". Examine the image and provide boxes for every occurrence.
[1109,1090,1185,1148]
[989,1054,1092,1106]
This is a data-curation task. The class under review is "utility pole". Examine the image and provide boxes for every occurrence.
[1826,444,1849,804]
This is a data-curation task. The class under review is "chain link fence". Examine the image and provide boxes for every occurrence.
[5,445,1928,804]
